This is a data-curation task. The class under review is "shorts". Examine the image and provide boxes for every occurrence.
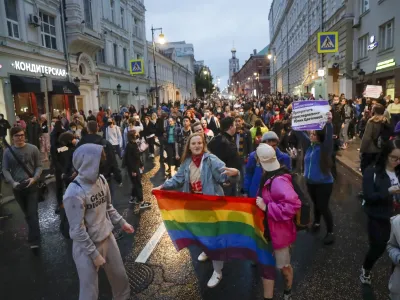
[274,247,291,269]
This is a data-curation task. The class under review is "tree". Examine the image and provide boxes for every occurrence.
[195,71,213,97]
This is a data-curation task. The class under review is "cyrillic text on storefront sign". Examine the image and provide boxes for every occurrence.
[11,61,67,77]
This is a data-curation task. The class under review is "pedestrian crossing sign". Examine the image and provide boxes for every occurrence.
[317,32,338,53]
[129,59,145,75]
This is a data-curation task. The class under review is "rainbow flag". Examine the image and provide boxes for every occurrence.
[152,190,276,276]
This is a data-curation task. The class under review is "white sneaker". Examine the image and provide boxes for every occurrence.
[198,252,208,262]
[149,153,154,158]
[207,271,222,288]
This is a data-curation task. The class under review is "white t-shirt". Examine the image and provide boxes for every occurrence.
[386,169,400,203]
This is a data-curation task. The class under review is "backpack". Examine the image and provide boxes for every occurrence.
[374,122,392,149]
[260,170,311,231]
[60,176,106,239]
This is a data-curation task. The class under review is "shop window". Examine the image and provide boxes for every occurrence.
[40,12,57,50]
[379,19,394,51]
[358,34,368,59]
[5,0,19,39]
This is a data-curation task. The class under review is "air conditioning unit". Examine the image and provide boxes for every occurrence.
[29,14,41,27]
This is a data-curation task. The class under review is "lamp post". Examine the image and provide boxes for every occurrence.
[151,26,165,107]
[113,83,121,110]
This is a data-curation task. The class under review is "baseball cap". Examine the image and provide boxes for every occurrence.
[256,144,280,172]
[261,131,279,143]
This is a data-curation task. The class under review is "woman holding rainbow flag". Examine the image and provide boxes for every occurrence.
[153,132,240,288]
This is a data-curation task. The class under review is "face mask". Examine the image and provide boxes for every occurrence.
[204,113,209,118]
[217,109,221,113]
[239,112,244,116]
[16,117,20,121]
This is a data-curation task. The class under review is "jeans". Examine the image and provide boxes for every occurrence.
[307,183,334,233]
[13,185,40,244]
[363,217,391,271]
[129,172,143,201]
[341,119,351,143]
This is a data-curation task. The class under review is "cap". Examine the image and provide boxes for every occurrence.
[256,144,280,172]
[395,121,400,134]
[261,131,279,143]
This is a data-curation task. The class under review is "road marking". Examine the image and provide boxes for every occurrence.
[135,222,166,263]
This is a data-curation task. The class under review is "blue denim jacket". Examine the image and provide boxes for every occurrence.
[162,152,239,196]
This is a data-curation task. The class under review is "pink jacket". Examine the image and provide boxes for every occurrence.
[261,174,301,250]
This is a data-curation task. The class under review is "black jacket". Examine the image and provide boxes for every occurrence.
[234,128,253,158]
[26,122,42,149]
[60,144,76,183]
[77,134,122,183]
[208,132,241,170]
[0,119,11,137]
[50,129,65,171]
[156,117,167,137]
[331,103,345,136]
[363,166,396,220]
[143,121,157,137]
[124,141,143,173]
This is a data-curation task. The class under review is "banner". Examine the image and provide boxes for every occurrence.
[292,100,331,131]
[364,85,382,98]
[152,190,276,277]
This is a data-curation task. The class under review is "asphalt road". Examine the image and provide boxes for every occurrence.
[0,159,393,300]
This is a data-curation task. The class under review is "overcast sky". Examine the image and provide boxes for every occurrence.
[145,0,272,89]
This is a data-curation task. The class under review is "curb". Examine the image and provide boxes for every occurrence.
[336,156,362,179]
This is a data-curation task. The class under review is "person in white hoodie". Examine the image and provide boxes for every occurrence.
[63,144,134,300]
[106,118,123,159]
[388,214,400,300]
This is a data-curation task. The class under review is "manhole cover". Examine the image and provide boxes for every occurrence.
[125,261,154,294]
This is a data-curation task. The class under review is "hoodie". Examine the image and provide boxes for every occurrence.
[63,144,127,260]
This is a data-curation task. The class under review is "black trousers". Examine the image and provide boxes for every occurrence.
[129,172,143,201]
[13,185,40,244]
[363,217,391,271]
[147,137,155,154]
[112,145,122,159]
[361,153,379,174]
[307,183,334,233]
[55,169,64,206]
[165,143,176,169]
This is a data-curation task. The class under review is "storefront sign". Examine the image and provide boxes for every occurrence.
[11,61,67,77]
[292,100,331,131]
[364,85,383,98]
[376,59,396,71]
[368,36,378,51]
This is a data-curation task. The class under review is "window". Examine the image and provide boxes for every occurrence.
[97,48,105,63]
[120,7,124,28]
[136,53,142,60]
[113,44,118,66]
[123,48,127,69]
[83,0,93,29]
[360,0,369,14]
[358,34,368,59]
[39,12,57,50]
[5,0,19,38]
[379,20,394,51]
[110,0,115,23]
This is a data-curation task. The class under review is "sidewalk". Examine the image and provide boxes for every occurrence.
[335,138,362,178]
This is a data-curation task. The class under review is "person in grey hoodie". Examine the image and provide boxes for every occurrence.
[388,215,400,300]
[63,143,134,300]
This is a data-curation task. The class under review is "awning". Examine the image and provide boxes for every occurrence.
[9,75,80,95]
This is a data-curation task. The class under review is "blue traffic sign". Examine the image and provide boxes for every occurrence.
[317,32,338,53]
[130,59,145,75]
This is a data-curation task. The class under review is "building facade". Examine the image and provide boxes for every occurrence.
[352,0,400,98]
[228,47,239,85]
[231,47,271,97]
[268,0,354,99]
[147,43,195,103]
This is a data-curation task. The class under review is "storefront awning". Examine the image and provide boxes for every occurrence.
[10,75,80,95]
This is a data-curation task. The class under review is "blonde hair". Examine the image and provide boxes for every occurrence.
[180,132,208,163]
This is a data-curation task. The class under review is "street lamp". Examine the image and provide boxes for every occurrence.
[267,50,272,60]
[358,69,366,82]
[113,84,121,109]
[73,77,81,87]
[151,26,165,107]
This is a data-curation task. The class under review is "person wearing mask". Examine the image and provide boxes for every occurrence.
[26,115,42,149]
[243,131,292,197]
[14,115,27,130]
[0,113,11,139]
[58,132,78,187]
[87,110,96,122]
[214,105,225,120]
[153,133,239,288]
[387,97,400,129]
[299,113,335,245]
[63,144,134,300]
[203,109,219,134]
[106,118,123,160]
[208,117,241,196]
[387,214,400,300]
[39,114,50,162]
[165,117,180,178]
[361,140,400,286]
[69,122,81,140]
[123,117,143,149]
[360,104,391,174]
[2,127,43,251]
[50,120,66,214]
[250,119,269,148]
[255,143,301,300]
[124,131,150,209]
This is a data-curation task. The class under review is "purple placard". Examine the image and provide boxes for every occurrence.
[292,100,330,131]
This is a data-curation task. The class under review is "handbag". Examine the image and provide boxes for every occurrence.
[3,138,47,202]
[137,137,149,153]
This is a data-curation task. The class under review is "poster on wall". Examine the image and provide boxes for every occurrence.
[292,100,331,131]
[364,85,383,98]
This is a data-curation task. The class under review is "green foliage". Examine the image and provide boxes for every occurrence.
[195,72,214,97]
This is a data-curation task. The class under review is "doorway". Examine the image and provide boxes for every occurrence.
[76,96,84,112]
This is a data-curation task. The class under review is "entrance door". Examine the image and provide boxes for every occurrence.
[76,96,84,112]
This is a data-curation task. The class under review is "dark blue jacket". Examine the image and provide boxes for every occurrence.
[243,148,291,197]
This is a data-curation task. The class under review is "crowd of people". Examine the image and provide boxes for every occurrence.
[1,91,400,299]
